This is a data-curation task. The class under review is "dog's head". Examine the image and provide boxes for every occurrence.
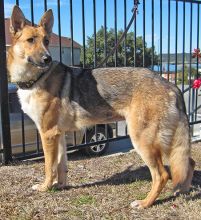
[9,5,54,70]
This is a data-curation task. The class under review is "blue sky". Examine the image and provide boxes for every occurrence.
[4,0,201,54]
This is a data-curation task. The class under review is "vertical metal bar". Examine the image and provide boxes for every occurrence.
[93,0,97,68]
[114,0,117,67]
[188,2,193,122]
[95,125,97,141]
[143,0,145,67]
[105,124,108,139]
[82,0,86,68]
[36,131,40,153]
[58,0,62,62]
[196,5,200,78]
[21,113,25,154]
[84,129,87,143]
[182,0,185,92]
[70,0,74,65]
[104,0,107,67]
[0,0,12,164]
[73,132,77,145]
[115,122,118,137]
[134,3,137,67]
[175,0,178,85]
[151,0,154,70]
[16,0,19,6]
[124,0,127,66]
[160,0,162,75]
[167,0,170,81]
[44,0,47,11]
[30,0,34,26]
[195,3,200,122]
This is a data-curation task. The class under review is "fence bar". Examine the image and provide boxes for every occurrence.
[124,0,127,66]
[115,122,118,137]
[44,0,47,11]
[196,5,200,76]
[57,0,62,62]
[188,2,193,122]
[134,2,136,67]
[143,0,145,67]
[70,0,74,65]
[151,0,154,70]
[93,0,97,68]
[30,0,34,26]
[167,0,170,81]
[104,0,107,67]
[195,3,200,122]
[182,0,185,92]
[82,0,86,67]
[16,0,25,152]
[175,0,178,85]
[0,0,12,164]
[114,0,117,67]
[160,0,162,75]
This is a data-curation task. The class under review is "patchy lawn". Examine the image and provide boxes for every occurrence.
[1,143,201,220]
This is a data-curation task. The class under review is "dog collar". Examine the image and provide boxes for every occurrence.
[16,70,47,89]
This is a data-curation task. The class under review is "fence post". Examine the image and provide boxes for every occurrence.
[0,1,12,164]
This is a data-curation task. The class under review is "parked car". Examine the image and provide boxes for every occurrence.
[8,84,113,157]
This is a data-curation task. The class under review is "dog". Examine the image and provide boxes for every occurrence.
[7,5,195,209]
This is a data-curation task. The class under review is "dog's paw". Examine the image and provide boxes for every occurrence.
[32,184,49,192]
[130,200,147,209]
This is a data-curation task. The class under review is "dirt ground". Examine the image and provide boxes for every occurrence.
[1,142,201,220]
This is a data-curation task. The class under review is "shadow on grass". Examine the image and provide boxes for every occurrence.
[66,166,201,206]
[68,165,151,188]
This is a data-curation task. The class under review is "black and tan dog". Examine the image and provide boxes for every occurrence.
[7,5,195,208]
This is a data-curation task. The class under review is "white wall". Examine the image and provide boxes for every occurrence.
[49,46,81,66]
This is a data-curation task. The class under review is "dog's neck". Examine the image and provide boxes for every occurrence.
[15,71,47,89]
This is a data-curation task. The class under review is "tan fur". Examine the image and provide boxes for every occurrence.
[7,5,195,209]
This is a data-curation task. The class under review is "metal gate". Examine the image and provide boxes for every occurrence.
[0,0,201,164]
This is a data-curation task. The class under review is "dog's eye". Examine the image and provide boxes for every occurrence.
[44,39,49,46]
[27,38,34,43]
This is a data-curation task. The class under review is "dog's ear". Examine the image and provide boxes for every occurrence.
[39,9,54,35]
[10,5,26,35]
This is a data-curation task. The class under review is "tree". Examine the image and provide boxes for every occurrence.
[81,26,158,68]
[177,65,199,84]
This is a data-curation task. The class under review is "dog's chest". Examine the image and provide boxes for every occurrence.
[17,89,43,129]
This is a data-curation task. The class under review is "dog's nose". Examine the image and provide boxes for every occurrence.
[42,54,52,64]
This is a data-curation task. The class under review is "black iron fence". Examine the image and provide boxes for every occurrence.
[0,0,201,164]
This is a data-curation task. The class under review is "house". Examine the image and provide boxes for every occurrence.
[4,18,81,66]
[153,53,201,82]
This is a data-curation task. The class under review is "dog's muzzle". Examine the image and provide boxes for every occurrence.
[27,55,52,68]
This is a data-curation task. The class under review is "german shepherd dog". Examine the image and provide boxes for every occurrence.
[7,6,195,208]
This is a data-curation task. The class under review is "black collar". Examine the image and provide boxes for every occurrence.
[16,71,47,89]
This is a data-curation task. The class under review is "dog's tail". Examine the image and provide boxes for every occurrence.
[169,118,195,195]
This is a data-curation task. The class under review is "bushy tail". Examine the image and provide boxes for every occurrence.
[169,121,195,195]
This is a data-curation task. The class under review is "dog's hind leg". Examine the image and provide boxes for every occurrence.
[169,121,195,195]
[127,121,169,209]
[56,134,67,189]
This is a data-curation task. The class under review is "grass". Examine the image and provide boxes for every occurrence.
[1,142,201,219]
[72,194,96,206]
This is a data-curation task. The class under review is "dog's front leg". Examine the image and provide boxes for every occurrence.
[32,129,60,191]
[53,134,67,189]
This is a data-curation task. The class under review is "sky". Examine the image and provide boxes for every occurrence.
[4,0,201,54]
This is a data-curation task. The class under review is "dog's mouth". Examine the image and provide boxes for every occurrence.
[27,57,52,69]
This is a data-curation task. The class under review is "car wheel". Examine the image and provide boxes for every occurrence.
[82,126,112,156]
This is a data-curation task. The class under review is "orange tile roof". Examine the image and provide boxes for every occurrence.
[5,18,81,49]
